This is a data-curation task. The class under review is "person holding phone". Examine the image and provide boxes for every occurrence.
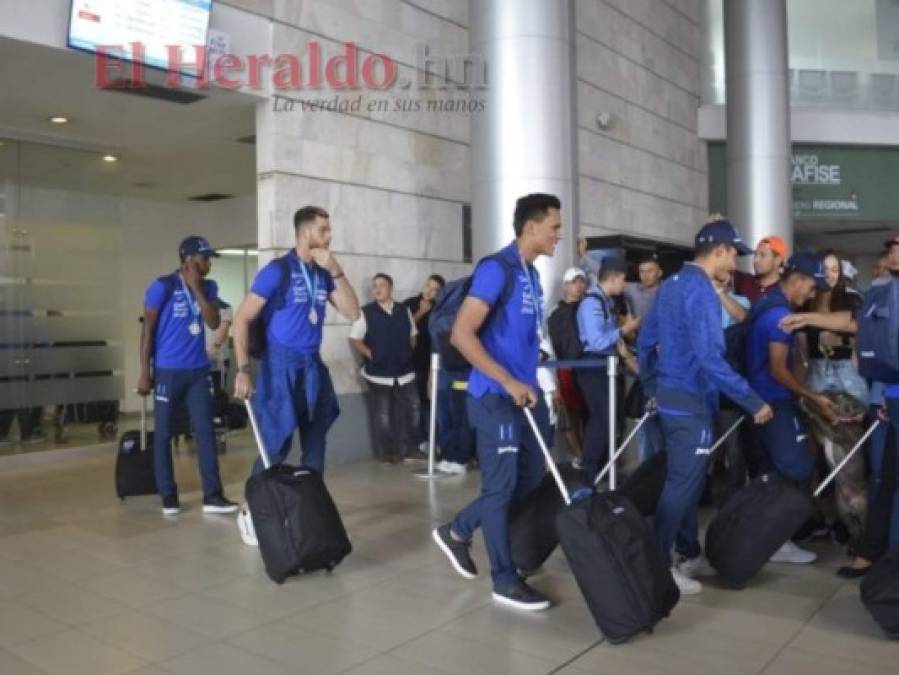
[138,236,238,516]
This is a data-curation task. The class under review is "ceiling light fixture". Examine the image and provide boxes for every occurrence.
[102,154,119,163]
[48,116,69,124]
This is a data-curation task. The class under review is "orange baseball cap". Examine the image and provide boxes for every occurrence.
[757,235,788,259]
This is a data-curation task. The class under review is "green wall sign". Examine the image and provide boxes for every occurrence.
[708,143,899,221]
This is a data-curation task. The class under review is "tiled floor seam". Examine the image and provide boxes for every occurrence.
[544,638,605,675]
[753,578,848,674]
[332,597,493,675]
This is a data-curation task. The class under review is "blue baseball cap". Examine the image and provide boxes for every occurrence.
[179,236,219,258]
[695,219,753,256]
[600,256,628,275]
[784,252,828,290]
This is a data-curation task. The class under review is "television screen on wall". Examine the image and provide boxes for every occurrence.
[67,0,213,78]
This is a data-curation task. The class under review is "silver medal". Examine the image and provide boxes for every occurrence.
[189,321,201,336]
[308,308,319,325]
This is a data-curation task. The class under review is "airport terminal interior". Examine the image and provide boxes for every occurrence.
[2,1,899,673]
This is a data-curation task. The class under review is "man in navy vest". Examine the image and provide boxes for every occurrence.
[637,220,773,595]
[231,206,360,546]
[138,236,238,516]
[432,193,561,612]
[349,273,420,463]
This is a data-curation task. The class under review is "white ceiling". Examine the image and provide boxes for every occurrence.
[795,219,896,256]
[0,37,256,202]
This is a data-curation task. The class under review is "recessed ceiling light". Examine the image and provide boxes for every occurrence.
[102,154,118,163]
[48,116,69,124]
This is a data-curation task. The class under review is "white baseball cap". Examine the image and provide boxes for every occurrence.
[563,267,587,283]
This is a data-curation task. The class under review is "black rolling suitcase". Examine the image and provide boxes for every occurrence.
[115,397,157,499]
[705,472,814,588]
[706,419,880,589]
[508,463,590,574]
[619,451,667,517]
[861,551,899,639]
[243,400,351,584]
[612,414,744,518]
[524,408,679,644]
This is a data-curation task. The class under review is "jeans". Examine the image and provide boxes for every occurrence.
[366,378,420,461]
[807,359,869,404]
[576,364,610,480]
[153,367,223,498]
[452,394,549,588]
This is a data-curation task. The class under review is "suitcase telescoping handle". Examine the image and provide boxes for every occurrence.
[244,399,272,469]
[594,411,652,487]
[522,406,572,507]
[813,419,880,498]
[593,413,745,487]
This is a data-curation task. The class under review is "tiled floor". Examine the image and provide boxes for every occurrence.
[0,436,895,675]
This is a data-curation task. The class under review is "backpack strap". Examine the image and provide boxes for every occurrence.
[266,256,294,312]
[583,290,610,320]
[155,273,178,310]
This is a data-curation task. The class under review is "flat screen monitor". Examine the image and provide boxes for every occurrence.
[68,0,213,78]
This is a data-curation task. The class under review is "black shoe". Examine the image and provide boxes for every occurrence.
[836,564,871,579]
[492,581,551,611]
[161,493,181,516]
[202,493,239,514]
[432,524,477,579]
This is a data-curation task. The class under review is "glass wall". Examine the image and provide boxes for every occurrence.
[702,0,899,111]
[1,139,125,453]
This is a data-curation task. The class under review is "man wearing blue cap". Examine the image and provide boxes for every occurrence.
[576,255,640,480]
[139,236,238,516]
[743,252,838,565]
[638,220,773,594]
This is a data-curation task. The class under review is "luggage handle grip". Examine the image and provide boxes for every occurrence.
[244,399,272,469]
[813,419,880,498]
[594,411,652,487]
[522,406,571,506]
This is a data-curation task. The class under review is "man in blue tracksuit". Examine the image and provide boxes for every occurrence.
[231,206,360,546]
[638,220,772,595]
[139,236,238,516]
[433,193,562,612]
[575,256,640,480]
[744,253,837,565]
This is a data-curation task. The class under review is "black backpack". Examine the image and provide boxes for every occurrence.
[547,292,609,360]
[428,253,517,371]
[248,257,292,359]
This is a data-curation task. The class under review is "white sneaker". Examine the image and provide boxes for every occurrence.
[436,460,467,475]
[677,554,716,579]
[769,540,817,565]
[237,505,258,547]
[670,566,702,595]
